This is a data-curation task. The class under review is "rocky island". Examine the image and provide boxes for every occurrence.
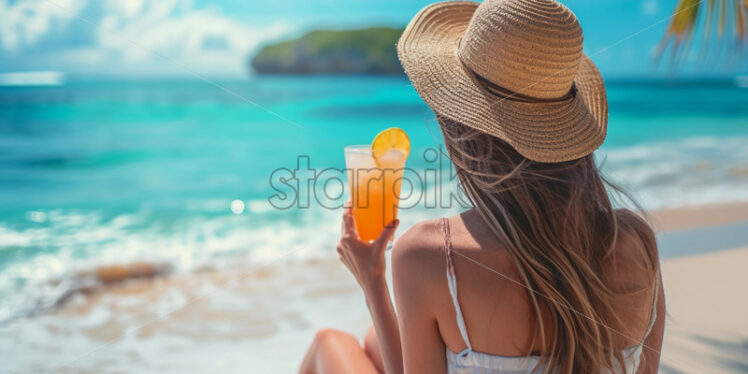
[250,27,404,75]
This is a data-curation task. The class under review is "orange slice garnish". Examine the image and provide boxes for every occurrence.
[372,127,410,168]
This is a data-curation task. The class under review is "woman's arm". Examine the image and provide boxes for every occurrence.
[391,224,448,374]
[361,279,403,374]
[336,206,403,374]
[337,210,447,374]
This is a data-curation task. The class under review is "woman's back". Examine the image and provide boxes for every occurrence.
[302,1,665,373]
[392,209,662,373]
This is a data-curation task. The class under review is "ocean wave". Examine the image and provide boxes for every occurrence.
[0,206,348,323]
[599,136,748,209]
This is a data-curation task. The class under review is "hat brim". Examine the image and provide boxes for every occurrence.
[397,1,608,163]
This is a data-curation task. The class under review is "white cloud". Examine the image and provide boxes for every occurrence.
[0,0,292,76]
[107,0,147,18]
[0,0,85,50]
[94,0,291,75]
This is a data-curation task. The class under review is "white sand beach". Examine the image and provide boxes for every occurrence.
[659,247,748,374]
[0,203,746,373]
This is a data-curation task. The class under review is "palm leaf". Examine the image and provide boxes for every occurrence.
[656,0,747,65]
[736,0,746,38]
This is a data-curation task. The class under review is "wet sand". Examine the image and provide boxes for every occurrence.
[650,202,748,232]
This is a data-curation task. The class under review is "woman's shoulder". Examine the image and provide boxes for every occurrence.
[390,218,450,294]
[605,209,660,292]
[613,208,658,262]
[391,218,446,265]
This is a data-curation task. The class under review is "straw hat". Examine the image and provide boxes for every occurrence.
[397,0,608,163]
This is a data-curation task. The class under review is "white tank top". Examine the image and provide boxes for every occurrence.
[441,218,659,374]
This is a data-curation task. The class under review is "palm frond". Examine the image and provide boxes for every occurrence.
[736,0,746,37]
[656,0,747,66]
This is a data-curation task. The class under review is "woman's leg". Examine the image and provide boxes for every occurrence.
[299,328,380,374]
[364,325,384,373]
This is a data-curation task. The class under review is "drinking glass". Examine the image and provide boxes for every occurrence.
[344,145,406,242]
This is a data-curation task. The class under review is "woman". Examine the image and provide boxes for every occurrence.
[300,0,664,373]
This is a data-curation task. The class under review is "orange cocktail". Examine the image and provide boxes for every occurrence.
[344,145,407,242]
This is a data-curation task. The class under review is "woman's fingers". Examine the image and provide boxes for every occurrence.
[374,219,400,247]
[340,200,352,234]
[337,242,352,266]
[342,205,358,241]
[339,250,351,268]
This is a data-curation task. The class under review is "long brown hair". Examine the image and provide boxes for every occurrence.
[438,117,659,374]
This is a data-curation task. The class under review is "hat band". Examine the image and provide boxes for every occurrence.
[472,71,578,104]
[456,38,577,104]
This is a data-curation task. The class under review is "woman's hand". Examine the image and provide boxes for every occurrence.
[337,203,399,294]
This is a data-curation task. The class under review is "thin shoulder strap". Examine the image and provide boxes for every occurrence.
[442,217,473,353]
[641,270,660,343]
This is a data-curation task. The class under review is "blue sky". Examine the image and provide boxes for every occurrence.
[1,0,746,78]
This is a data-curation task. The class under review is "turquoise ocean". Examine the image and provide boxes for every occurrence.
[1,76,747,326]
